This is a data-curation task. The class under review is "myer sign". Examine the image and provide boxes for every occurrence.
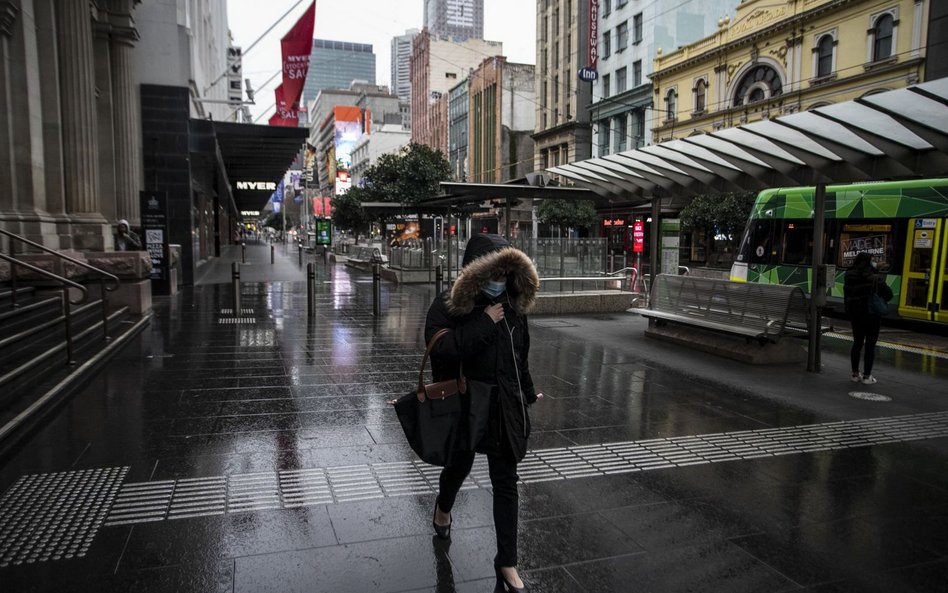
[235,181,278,191]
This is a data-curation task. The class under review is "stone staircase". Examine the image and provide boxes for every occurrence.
[0,261,151,454]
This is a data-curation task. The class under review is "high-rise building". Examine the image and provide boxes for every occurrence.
[591,0,735,157]
[302,39,376,106]
[410,30,502,154]
[391,29,419,102]
[424,0,484,41]
[534,0,593,172]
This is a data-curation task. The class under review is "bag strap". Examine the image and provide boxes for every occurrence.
[417,329,450,401]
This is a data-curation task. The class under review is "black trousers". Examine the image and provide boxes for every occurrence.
[851,313,881,375]
[437,450,519,567]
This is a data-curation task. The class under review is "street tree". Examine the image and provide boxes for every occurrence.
[680,192,755,264]
[331,186,375,243]
[536,199,598,275]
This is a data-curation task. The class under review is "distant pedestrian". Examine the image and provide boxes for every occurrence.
[425,233,541,593]
[844,252,893,384]
[113,219,141,251]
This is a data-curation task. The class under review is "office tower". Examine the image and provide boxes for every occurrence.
[302,39,376,106]
[424,0,484,41]
[391,29,419,102]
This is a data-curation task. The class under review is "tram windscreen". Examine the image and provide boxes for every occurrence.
[838,224,894,272]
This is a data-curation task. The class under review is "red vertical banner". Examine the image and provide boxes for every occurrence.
[281,1,316,109]
[588,0,598,69]
[269,83,299,126]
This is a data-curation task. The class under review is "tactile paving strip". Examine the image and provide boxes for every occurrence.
[826,332,948,360]
[0,467,128,567]
[219,308,255,315]
[103,411,948,526]
[217,318,257,324]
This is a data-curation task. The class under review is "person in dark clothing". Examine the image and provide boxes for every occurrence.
[113,219,142,251]
[425,233,541,593]
[844,251,892,384]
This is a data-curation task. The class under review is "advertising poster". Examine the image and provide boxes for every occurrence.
[316,219,331,246]
[333,106,370,195]
[660,218,680,275]
[140,191,170,295]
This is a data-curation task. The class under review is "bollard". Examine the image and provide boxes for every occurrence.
[323,246,329,265]
[231,262,241,316]
[298,243,303,266]
[307,263,315,318]
[435,264,443,295]
[372,262,381,317]
[241,241,246,264]
[270,244,274,264]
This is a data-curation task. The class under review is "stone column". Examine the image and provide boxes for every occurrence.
[56,0,108,249]
[0,1,18,220]
[109,20,140,226]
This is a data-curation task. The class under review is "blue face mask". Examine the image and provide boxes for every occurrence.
[482,280,506,298]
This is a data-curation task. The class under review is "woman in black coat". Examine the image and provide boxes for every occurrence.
[425,233,540,593]
[844,251,892,385]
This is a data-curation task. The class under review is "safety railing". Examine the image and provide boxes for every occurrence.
[0,253,88,370]
[1,229,120,344]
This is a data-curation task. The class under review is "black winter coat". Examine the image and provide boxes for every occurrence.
[844,264,892,317]
[424,243,539,462]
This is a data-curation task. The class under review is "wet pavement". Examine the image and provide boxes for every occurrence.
[1,243,948,593]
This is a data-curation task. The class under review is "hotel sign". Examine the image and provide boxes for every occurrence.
[588,0,598,69]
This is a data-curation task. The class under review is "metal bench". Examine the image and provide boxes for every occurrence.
[639,274,812,344]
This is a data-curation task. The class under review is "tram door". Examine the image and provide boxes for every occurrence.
[899,218,947,322]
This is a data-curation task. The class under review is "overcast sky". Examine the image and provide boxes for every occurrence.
[227,0,536,122]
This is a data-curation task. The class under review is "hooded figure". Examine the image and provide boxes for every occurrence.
[424,233,540,590]
[114,219,142,252]
[843,251,892,385]
[426,233,540,460]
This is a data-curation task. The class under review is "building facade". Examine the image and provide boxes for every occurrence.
[649,0,929,142]
[350,124,412,187]
[302,39,376,107]
[424,0,484,41]
[0,0,144,250]
[410,30,502,154]
[534,0,593,171]
[448,79,470,181]
[391,29,419,102]
[469,57,536,183]
[591,0,735,157]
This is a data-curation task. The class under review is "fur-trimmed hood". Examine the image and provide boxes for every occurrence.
[446,246,540,315]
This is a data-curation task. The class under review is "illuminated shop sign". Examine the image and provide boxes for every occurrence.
[235,181,278,191]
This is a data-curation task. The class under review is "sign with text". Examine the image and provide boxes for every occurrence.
[632,220,645,253]
[588,0,599,69]
[315,219,331,246]
[280,1,316,108]
[140,191,170,295]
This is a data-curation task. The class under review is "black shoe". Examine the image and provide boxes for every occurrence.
[432,502,451,540]
[494,566,526,593]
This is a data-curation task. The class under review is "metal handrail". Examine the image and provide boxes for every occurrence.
[1,229,120,293]
[0,252,88,366]
[2,228,118,342]
[0,253,87,305]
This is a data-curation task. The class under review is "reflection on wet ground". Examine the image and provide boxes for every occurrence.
[1,245,947,593]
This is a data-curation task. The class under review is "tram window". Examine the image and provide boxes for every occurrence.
[743,220,776,265]
[779,221,813,265]
[838,223,894,272]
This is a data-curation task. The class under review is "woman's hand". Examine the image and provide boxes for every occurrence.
[485,303,504,323]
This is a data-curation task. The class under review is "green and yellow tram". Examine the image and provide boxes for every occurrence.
[729,178,948,324]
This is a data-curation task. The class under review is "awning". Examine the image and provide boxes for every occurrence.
[546,77,948,203]
[213,121,308,213]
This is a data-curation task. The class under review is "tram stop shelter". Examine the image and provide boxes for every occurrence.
[433,77,948,372]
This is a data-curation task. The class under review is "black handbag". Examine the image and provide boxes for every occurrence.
[393,329,469,466]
